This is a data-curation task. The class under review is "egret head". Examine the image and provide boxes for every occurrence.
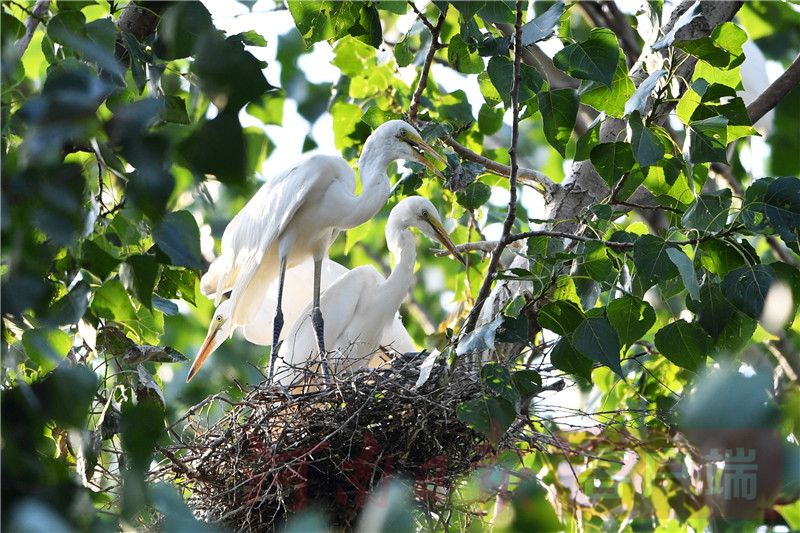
[391,196,466,265]
[370,120,446,179]
[186,299,234,382]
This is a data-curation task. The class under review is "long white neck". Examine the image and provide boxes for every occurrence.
[338,138,393,228]
[381,220,417,315]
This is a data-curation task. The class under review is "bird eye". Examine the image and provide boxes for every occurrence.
[401,130,407,137]
[216,315,222,322]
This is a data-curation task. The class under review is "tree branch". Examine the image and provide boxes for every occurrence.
[13,0,50,61]
[747,53,800,124]
[406,4,557,196]
[407,5,445,125]
[461,1,524,336]
[443,136,557,196]
[434,230,634,256]
[580,2,641,67]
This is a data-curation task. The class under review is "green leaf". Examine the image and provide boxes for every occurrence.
[681,189,731,234]
[191,32,273,111]
[633,235,679,287]
[554,28,620,87]
[456,396,516,444]
[698,239,746,276]
[121,254,160,309]
[589,142,635,187]
[161,96,190,125]
[477,1,515,24]
[81,239,120,280]
[478,104,504,135]
[362,106,402,129]
[179,110,247,185]
[629,111,665,166]
[246,91,285,126]
[287,0,358,45]
[571,316,622,377]
[153,2,214,60]
[539,300,585,336]
[487,56,545,108]
[331,35,376,76]
[450,1,485,19]
[687,283,737,340]
[510,479,563,532]
[481,363,520,405]
[121,400,165,472]
[479,71,502,107]
[582,241,612,281]
[230,29,269,47]
[580,57,635,118]
[46,281,90,327]
[676,22,747,68]
[331,101,362,149]
[574,113,603,161]
[521,0,564,45]
[394,36,414,67]
[686,116,728,164]
[551,338,593,382]
[153,211,203,270]
[511,370,542,398]
[92,280,137,322]
[763,176,800,251]
[23,328,72,373]
[654,320,710,371]
[537,88,578,157]
[456,181,491,209]
[607,296,656,347]
[624,69,667,116]
[447,33,484,74]
[666,248,700,301]
[721,264,776,320]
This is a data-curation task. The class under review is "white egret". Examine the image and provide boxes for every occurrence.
[273,196,465,387]
[188,120,445,382]
[186,258,417,381]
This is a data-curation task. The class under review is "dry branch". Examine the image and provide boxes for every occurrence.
[158,359,538,531]
[461,1,525,336]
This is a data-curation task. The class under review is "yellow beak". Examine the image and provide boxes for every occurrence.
[187,324,220,382]
[427,215,466,266]
[408,133,447,179]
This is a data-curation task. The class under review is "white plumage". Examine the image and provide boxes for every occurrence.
[273,196,465,388]
[187,121,446,382]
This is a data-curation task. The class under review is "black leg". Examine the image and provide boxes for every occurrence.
[268,257,287,383]
[311,258,331,384]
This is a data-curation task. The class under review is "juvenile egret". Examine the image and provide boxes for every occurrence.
[190,120,444,382]
[187,259,416,382]
[273,196,465,387]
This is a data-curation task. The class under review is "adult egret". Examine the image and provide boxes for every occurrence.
[189,120,444,382]
[273,196,465,387]
[186,258,417,382]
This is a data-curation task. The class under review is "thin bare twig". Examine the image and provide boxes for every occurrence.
[461,1,524,336]
[407,4,445,125]
[406,4,556,196]
[407,0,436,34]
[443,136,557,196]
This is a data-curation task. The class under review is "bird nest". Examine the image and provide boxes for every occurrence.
[159,355,538,531]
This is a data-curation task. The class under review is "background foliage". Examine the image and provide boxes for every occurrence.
[2,0,800,531]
